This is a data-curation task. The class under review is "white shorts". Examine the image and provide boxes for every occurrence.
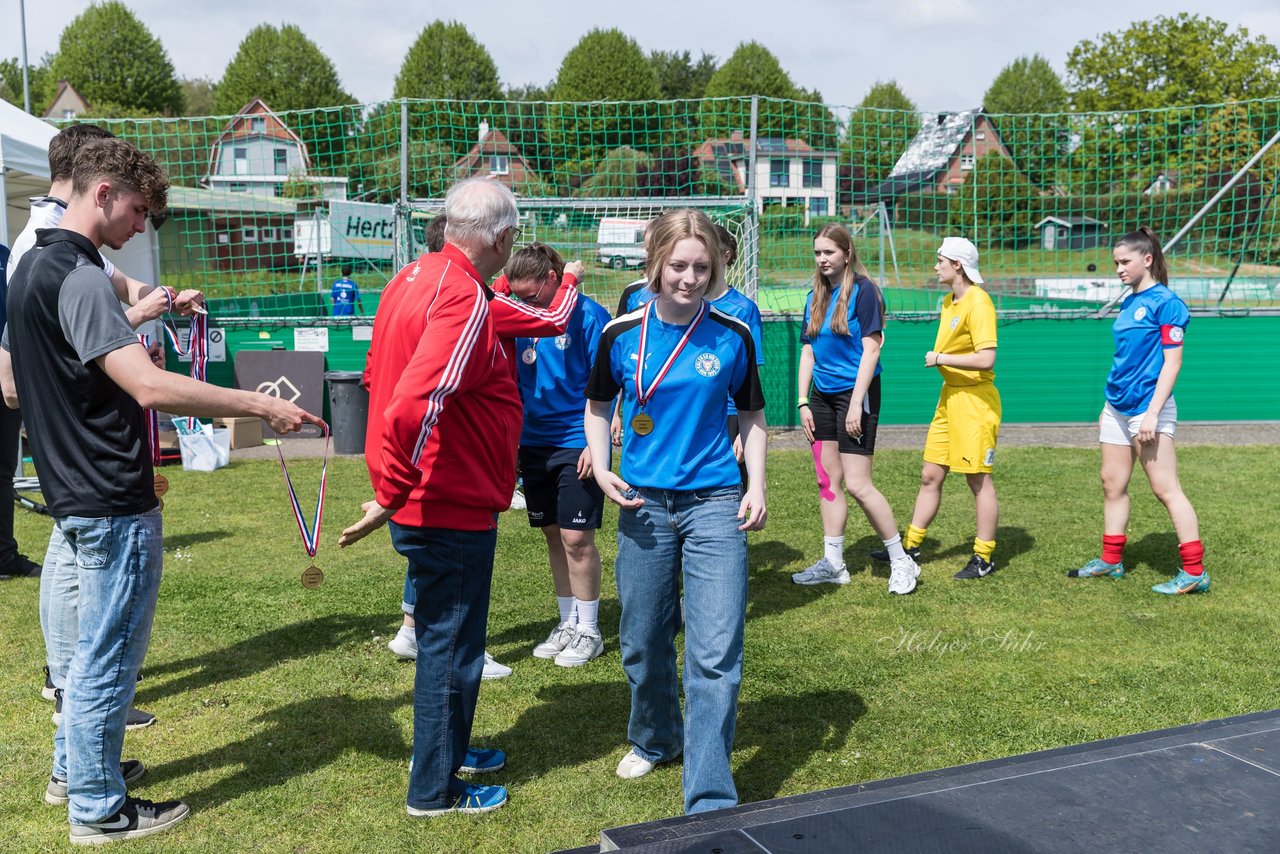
[1098,399,1177,446]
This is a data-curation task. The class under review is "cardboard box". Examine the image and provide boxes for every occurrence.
[212,417,263,450]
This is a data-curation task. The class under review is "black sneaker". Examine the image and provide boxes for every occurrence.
[46,759,147,805]
[43,666,56,701]
[953,554,995,580]
[0,553,41,578]
[52,689,158,730]
[870,545,921,562]
[68,796,190,845]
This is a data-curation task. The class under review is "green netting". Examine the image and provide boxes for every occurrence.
[65,95,1280,321]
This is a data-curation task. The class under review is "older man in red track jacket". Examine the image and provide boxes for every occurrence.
[340,177,521,818]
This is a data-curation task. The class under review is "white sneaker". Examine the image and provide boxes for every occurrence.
[509,489,526,510]
[792,557,850,586]
[615,750,656,779]
[532,623,576,659]
[388,626,417,659]
[554,629,603,668]
[888,555,920,595]
[482,652,512,680]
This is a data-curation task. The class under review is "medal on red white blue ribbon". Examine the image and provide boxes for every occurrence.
[156,288,210,434]
[275,425,331,588]
[632,301,705,437]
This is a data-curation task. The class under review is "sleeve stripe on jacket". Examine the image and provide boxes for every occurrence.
[410,278,490,466]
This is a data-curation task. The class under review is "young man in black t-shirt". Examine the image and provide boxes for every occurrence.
[2,138,322,845]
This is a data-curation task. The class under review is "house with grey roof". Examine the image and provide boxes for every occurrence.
[874,109,1014,198]
[693,131,839,222]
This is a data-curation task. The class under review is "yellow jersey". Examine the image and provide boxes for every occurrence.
[934,285,997,386]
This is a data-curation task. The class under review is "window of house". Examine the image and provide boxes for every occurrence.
[261,227,277,242]
[975,131,986,141]
[802,159,823,188]
[960,154,976,170]
[216,233,230,245]
[242,227,258,243]
[251,117,266,133]
[229,182,247,193]
[234,147,248,175]
[274,148,288,175]
[809,197,829,217]
[282,227,294,242]
[489,154,510,175]
[769,159,789,188]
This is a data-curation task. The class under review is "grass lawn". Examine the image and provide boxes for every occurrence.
[2,445,1277,852]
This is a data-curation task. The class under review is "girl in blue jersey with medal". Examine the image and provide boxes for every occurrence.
[585,208,766,814]
[1069,227,1208,594]
[795,224,920,595]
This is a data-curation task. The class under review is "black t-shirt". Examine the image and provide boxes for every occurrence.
[3,228,155,517]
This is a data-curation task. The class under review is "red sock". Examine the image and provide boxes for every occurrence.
[1179,540,1205,576]
[1102,534,1126,565]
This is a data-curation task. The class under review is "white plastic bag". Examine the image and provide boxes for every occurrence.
[178,424,230,472]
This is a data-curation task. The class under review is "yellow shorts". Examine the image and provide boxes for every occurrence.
[923,383,1002,473]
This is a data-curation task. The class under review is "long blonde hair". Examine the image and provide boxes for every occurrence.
[806,224,880,338]
[644,209,723,294]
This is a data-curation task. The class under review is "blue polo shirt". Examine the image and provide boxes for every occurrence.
[516,295,611,448]
[708,287,764,417]
[1106,284,1189,416]
[331,277,360,316]
[801,277,884,393]
[587,301,764,491]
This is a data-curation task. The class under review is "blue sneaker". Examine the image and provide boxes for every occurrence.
[1068,558,1124,579]
[1152,570,1210,595]
[459,747,505,775]
[407,782,508,817]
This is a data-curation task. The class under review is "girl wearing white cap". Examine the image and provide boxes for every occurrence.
[874,237,1001,580]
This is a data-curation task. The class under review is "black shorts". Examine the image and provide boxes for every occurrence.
[518,446,605,530]
[809,375,881,455]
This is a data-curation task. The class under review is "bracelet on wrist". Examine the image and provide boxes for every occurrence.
[797,401,810,410]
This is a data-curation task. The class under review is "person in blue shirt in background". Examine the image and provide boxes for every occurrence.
[331,264,362,316]
[508,243,612,668]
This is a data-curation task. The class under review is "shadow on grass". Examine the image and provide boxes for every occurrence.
[747,539,850,621]
[162,529,234,550]
[485,598,623,662]
[736,689,866,803]
[147,690,412,812]
[912,525,1036,570]
[137,614,388,705]
[1126,531,1181,579]
[489,681,632,781]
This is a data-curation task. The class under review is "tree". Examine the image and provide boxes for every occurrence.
[650,51,717,100]
[180,77,217,116]
[0,54,57,112]
[984,55,1067,115]
[1067,14,1280,112]
[948,151,1037,248]
[699,42,834,143]
[844,81,919,188]
[577,147,651,196]
[393,21,502,101]
[982,56,1069,187]
[215,23,352,114]
[50,1,182,116]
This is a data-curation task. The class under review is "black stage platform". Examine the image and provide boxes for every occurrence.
[574,709,1280,853]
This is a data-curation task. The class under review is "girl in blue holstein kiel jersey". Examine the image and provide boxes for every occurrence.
[585,209,766,815]
[1069,227,1208,595]
[508,244,613,668]
[794,224,921,595]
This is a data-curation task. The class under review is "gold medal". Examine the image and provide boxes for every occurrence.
[153,474,169,498]
[301,564,324,589]
[631,412,655,436]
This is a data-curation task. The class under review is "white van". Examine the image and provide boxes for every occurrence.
[595,217,648,270]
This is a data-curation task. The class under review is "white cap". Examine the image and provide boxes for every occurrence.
[938,237,984,284]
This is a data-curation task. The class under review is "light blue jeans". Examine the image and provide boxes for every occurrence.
[615,485,747,814]
[45,511,163,825]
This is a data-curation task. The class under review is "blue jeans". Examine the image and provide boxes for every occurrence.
[615,485,747,814]
[389,522,496,810]
[47,511,163,825]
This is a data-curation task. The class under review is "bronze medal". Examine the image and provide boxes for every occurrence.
[153,474,169,498]
[631,412,655,436]
[301,564,324,589]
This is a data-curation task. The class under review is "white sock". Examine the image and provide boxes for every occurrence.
[882,534,907,561]
[824,536,845,567]
[574,598,599,635]
[396,625,415,641]
[558,596,576,626]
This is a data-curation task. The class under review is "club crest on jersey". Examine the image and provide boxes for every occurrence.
[950,317,959,330]
[694,352,721,377]
[554,334,571,350]
[984,448,995,466]
[1169,326,1184,343]
[1134,306,1147,321]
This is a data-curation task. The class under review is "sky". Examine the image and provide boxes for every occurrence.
[5,0,1280,113]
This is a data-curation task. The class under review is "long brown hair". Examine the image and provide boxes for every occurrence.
[1115,226,1169,286]
[644,209,723,295]
[806,224,881,338]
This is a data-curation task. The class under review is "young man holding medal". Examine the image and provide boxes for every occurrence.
[340,177,525,818]
[3,138,321,845]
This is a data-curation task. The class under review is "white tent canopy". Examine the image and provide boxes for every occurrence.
[0,100,159,284]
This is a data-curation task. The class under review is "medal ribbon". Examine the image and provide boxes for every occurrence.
[634,301,706,408]
[156,289,209,432]
[276,425,330,558]
[137,332,162,465]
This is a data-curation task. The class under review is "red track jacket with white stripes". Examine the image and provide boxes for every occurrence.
[364,243,523,530]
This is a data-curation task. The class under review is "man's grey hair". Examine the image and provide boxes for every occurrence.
[443,178,518,248]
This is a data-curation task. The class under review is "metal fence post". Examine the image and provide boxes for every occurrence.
[746,95,760,300]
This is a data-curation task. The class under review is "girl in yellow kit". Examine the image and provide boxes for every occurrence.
[874,237,1001,579]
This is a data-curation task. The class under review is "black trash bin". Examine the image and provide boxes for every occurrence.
[325,370,369,455]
